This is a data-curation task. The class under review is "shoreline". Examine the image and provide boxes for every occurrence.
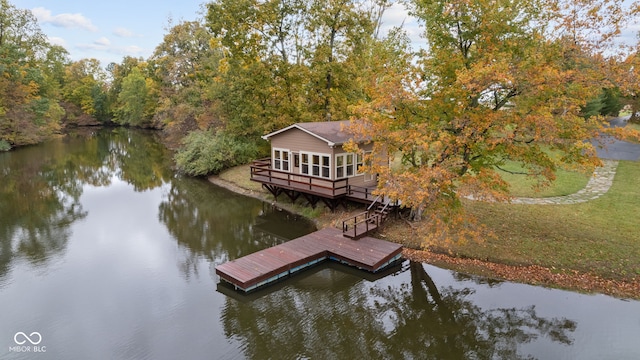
[207,174,640,300]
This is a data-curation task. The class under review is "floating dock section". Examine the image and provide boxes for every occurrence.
[215,227,403,292]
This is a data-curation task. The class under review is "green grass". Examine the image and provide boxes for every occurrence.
[218,164,264,192]
[391,151,591,198]
[452,160,640,281]
[497,161,591,197]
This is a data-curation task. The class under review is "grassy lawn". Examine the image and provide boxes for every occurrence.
[448,160,640,281]
[218,164,263,192]
[498,162,591,197]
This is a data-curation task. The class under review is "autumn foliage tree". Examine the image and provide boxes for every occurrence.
[150,20,222,145]
[205,0,392,137]
[0,0,64,148]
[61,58,109,125]
[348,0,640,245]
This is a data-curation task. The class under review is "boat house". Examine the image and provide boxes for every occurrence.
[250,120,384,211]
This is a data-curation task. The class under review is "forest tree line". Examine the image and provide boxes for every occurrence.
[2,0,637,153]
[0,0,406,163]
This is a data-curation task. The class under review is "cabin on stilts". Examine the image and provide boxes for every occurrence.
[250,120,398,239]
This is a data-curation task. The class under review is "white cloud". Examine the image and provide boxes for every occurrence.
[121,45,145,55]
[94,37,111,47]
[32,7,98,32]
[77,39,147,59]
[113,27,137,38]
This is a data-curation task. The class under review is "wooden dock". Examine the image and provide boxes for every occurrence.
[215,227,403,292]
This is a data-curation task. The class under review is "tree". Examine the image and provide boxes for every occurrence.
[0,0,64,147]
[114,66,156,126]
[205,0,391,136]
[348,0,640,245]
[61,58,109,124]
[617,50,640,123]
[150,20,222,145]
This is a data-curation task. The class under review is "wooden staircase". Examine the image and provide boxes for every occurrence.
[342,196,394,240]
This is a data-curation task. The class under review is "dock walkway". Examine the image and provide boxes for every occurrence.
[215,227,403,292]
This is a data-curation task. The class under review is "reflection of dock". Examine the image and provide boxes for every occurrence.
[215,228,403,293]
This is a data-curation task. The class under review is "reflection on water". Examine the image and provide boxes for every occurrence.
[0,128,639,360]
[221,262,577,360]
[159,177,314,280]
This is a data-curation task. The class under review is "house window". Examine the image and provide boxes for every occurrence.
[273,149,290,171]
[312,155,320,176]
[301,153,309,174]
[335,154,354,179]
[356,151,371,175]
[322,155,330,178]
[300,152,330,179]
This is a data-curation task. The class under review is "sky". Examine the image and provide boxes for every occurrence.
[13,0,638,68]
[12,0,424,67]
[13,0,209,65]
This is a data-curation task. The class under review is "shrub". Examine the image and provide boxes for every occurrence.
[0,140,11,152]
[174,130,260,176]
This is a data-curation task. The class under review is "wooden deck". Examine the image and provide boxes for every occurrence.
[250,160,380,204]
[215,227,403,293]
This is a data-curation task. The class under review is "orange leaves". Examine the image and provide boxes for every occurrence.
[343,0,640,249]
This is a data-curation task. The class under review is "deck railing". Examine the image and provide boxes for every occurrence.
[250,158,351,197]
[342,211,381,239]
[348,185,378,202]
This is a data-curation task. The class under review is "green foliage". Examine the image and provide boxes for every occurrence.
[205,0,389,137]
[582,93,605,119]
[115,67,148,126]
[61,59,106,117]
[0,139,11,151]
[601,87,623,117]
[174,130,260,176]
[582,88,623,118]
[150,21,221,144]
[0,0,64,146]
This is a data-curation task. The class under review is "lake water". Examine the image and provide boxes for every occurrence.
[1,128,639,359]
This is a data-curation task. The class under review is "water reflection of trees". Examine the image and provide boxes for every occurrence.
[0,128,173,281]
[107,129,173,191]
[158,178,315,279]
[0,139,88,280]
[221,261,576,359]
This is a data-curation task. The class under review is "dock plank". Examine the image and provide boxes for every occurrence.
[215,227,403,292]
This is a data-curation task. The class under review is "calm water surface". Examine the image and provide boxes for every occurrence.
[1,129,639,360]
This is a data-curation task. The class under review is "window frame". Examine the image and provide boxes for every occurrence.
[299,151,331,179]
[335,152,371,179]
[273,148,291,172]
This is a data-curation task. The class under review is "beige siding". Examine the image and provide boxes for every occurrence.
[270,129,332,154]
